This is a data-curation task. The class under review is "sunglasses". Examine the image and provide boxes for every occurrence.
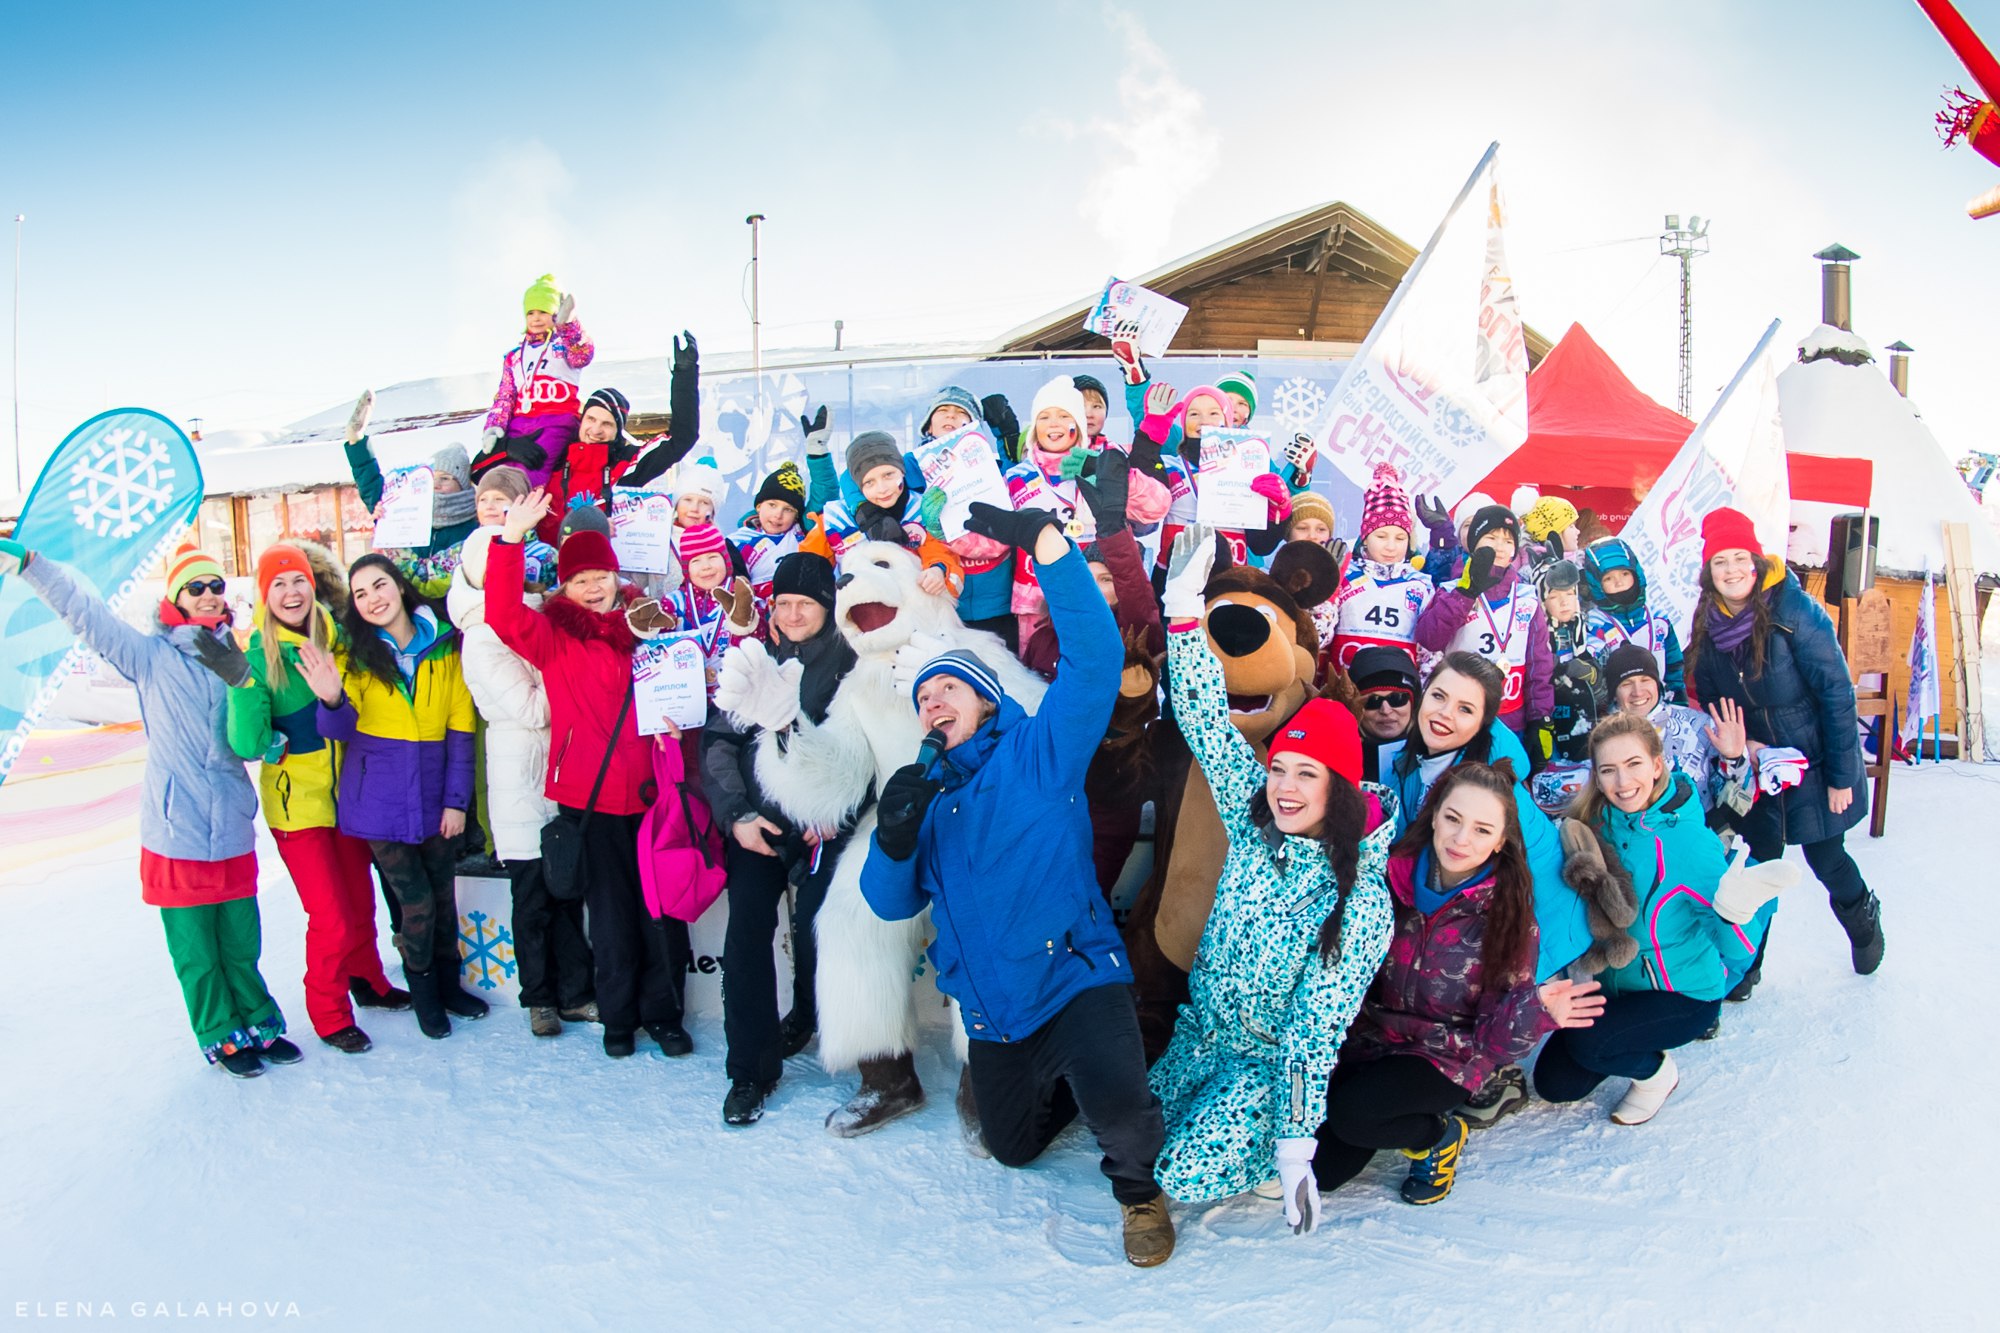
[180,579,227,597]
[1360,689,1412,711]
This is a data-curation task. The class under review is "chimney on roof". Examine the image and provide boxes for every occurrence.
[1886,340,1913,396]
[1814,243,1859,332]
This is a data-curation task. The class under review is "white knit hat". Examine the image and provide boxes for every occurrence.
[1027,376,1091,452]
[673,460,727,508]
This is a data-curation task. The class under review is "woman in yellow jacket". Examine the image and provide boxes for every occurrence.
[227,544,406,1053]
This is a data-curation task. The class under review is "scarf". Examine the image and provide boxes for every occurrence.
[433,485,478,530]
[1704,596,1759,657]
[773,619,858,726]
[1415,847,1495,917]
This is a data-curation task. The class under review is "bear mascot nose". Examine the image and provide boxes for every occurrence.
[1207,603,1271,658]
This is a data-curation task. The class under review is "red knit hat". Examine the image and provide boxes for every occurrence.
[558,528,620,582]
[255,544,313,605]
[165,542,226,599]
[1700,507,1762,565]
[1359,463,1414,541]
[677,521,729,562]
[1268,697,1363,787]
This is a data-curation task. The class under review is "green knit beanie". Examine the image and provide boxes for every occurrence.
[1217,369,1257,419]
[523,273,561,316]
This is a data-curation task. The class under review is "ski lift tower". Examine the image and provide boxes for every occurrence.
[1659,213,1710,417]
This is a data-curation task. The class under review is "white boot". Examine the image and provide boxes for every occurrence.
[1611,1052,1679,1125]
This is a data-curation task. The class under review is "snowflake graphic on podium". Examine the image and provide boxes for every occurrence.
[68,428,179,540]
[458,910,517,990]
[1268,376,1330,435]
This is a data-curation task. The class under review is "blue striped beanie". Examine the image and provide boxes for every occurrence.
[910,649,1004,706]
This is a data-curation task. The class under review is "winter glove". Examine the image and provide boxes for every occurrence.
[1463,546,1503,597]
[480,424,505,454]
[1282,432,1317,473]
[715,640,805,734]
[874,761,944,862]
[891,631,953,698]
[980,394,1020,458]
[919,485,950,540]
[1250,471,1292,523]
[0,536,28,577]
[963,501,1062,555]
[1136,381,1178,448]
[505,436,549,472]
[718,577,758,635]
[1163,523,1219,621]
[1127,427,1166,484]
[625,598,676,641]
[1415,494,1454,548]
[1328,538,1351,575]
[261,734,289,765]
[346,389,375,446]
[1274,1138,1321,1236]
[800,405,832,458]
[1109,317,1146,386]
[673,329,698,371]
[190,628,252,689]
[1058,446,1099,483]
[554,292,575,326]
[1713,845,1802,924]
[1079,446,1130,536]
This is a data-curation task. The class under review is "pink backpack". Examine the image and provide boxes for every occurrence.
[637,735,728,924]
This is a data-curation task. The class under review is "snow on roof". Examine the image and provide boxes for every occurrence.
[1796,322,1874,365]
[1778,356,2000,579]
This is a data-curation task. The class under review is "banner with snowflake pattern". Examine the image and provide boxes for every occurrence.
[0,410,204,786]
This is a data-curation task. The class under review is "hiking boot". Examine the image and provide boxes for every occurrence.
[322,1026,373,1054]
[529,1007,562,1038]
[352,980,412,1011]
[405,968,451,1040]
[645,1023,694,1057]
[558,1001,601,1024]
[723,1079,779,1127]
[776,1010,815,1059]
[1120,1194,1175,1268]
[217,1047,265,1079]
[955,1065,990,1159]
[1834,893,1885,976]
[604,1029,637,1059]
[1400,1114,1469,1205]
[1611,1052,1679,1126]
[1460,1065,1528,1130]
[826,1052,924,1138]
[258,1036,304,1066]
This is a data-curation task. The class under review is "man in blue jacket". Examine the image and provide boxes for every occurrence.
[860,501,1173,1270]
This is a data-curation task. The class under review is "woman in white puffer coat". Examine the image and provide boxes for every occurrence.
[448,526,595,1036]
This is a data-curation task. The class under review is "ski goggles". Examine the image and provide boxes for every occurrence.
[1360,689,1412,711]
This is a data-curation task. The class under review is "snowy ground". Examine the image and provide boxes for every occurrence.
[2,761,1994,1329]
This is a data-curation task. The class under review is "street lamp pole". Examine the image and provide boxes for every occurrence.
[746,213,765,410]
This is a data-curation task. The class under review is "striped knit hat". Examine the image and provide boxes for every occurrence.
[910,648,1004,706]
[166,542,226,599]
[1359,463,1414,540]
[677,521,729,562]
[1216,369,1258,419]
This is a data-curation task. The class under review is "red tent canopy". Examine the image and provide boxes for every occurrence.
[1473,323,1872,507]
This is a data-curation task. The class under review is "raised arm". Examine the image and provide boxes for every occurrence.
[1161,527,1265,835]
[482,492,562,670]
[18,554,156,683]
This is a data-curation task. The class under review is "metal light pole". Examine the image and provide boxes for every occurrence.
[12,214,21,494]
[745,213,765,409]
[1659,213,1710,418]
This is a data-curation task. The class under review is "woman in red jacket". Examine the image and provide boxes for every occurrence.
[488,489,693,1060]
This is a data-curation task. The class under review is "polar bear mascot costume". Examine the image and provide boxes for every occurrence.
[716,539,1047,1136]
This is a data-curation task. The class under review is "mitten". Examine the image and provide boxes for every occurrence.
[963,502,1062,554]
[1163,524,1218,621]
[1059,446,1098,482]
[891,631,954,696]
[480,425,505,452]
[718,577,758,634]
[1250,471,1291,522]
[874,762,943,862]
[554,292,575,326]
[346,390,374,446]
[919,485,950,540]
[1275,1138,1321,1236]
[715,641,805,734]
[625,598,676,640]
[1713,845,1802,924]
[1464,547,1503,597]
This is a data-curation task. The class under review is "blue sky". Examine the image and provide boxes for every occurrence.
[3,0,1996,488]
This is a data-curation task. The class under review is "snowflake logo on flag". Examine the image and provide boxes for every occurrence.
[1268,376,1329,434]
[67,428,178,539]
[458,909,517,990]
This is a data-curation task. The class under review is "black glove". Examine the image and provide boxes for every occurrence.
[505,436,549,472]
[855,504,909,546]
[673,330,699,372]
[469,445,510,481]
[1465,546,1504,597]
[980,394,1020,453]
[875,762,943,862]
[1127,430,1167,486]
[1078,447,1130,536]
[191,630,252,688]
[964,501,1063,554]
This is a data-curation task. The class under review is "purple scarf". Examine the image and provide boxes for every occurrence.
[1704,596,1759,657]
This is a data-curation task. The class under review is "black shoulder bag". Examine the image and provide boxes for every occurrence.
[540,689,633,901]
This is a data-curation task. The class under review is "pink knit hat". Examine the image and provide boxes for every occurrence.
[1359,463,1414,540]
[1179,385,1232,426]
[677,521,729,562]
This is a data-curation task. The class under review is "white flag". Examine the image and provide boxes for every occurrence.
[1619,320,1790,639]
[1903,566,1942,739]
[1307,142,1529,506]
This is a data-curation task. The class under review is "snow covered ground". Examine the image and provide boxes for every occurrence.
[2,760,1993,1329]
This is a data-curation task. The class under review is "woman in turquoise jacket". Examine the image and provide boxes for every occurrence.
[1534,713,1793,1125]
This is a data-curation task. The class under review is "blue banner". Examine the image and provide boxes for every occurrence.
[0,409,205,785]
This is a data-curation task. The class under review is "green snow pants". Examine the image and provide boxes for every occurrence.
[160,898,285,1060]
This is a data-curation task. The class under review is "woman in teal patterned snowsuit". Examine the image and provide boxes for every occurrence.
[1148,539,1396,1218]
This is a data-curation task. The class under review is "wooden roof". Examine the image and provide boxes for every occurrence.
[985,199,1552,362]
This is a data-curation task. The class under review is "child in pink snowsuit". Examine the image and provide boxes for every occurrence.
[479,274,595,488]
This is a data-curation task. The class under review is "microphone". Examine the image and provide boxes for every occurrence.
[915,726,949,771]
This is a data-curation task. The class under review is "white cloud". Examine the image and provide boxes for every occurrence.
[444,139,575,370]
[1077,7,1221,272]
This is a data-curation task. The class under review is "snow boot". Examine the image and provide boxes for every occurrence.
[955,1065,990,1159]
[322,1026,373,1054]
[1611,1052,1679,1125]
[529,1007,562,1038]
[1834,893,1885,976]
[826,1052,924,1138]
[604,1029,637,1059]
[1120,1194,1176,1268]
[259,1036,304,1066]
[405,968,452,1040]
[645,1022,694,1057]
[352,979,412,1011]
[1400,1114,1469,1205]
[217,1047,265,1079]
[1460,1064,1528,1130]
[558,1000,600,1024]
[438,981,490,1022]
[723,1079,778,1127]
[777,1010,815,1059]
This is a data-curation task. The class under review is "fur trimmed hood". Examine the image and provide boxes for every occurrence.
[291,539,349,617]
[543,587,641,655]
